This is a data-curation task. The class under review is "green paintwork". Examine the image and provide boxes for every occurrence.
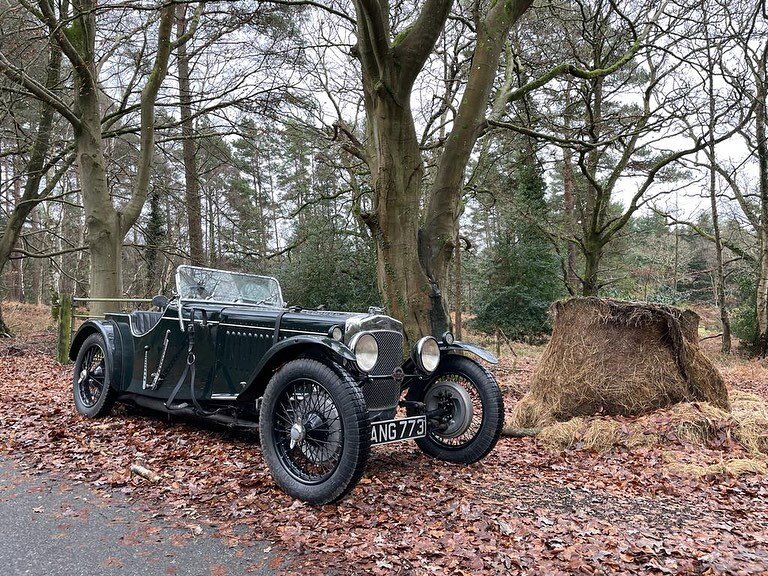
[68,267,498,416]
[70,298,363,406]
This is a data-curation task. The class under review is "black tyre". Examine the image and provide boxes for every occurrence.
[406,355,503,464]
[73,333,117,418]
[259,359,370,505]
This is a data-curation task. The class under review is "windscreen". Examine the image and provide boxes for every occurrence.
[176,266,283,307]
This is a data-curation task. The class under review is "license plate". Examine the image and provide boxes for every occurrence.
[370,415,427,445]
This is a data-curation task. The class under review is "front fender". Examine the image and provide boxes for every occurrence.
[239,335,356,401]
[439,341,498,365]
[68,319,124,389]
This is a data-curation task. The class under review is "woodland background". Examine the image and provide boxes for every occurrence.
[2,2,768,573]
[0,0,766,355]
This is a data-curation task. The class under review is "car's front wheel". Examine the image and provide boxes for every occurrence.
[259,359,370,505]
[406,355,504,464]
[72,333,117,418]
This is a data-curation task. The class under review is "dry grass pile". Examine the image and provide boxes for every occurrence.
[730,390,768,453]
[536,402,733,452]
[510,298,729,429]
[537,417,623,452]
[666,457,768,478]
[535,391,768,463]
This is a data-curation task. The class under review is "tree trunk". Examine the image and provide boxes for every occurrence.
[69,3,174,316]
[145,188,163,295]
[364,96,432,342]
[756,55,768,356]
[176,5,205,266]
[709,155,731,354]
[582,240,602,296]
[453,226,463,340]
[0,302,9,337]
[706,26,731,354]
[75,76,121,317]
[352,0,531,342]
[758,239,768,356]
[10,158,24,301]
[562,146,578,294]
[420,7,520,337]
[562,86,578,294]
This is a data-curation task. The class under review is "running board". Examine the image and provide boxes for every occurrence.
[119,394,259,430]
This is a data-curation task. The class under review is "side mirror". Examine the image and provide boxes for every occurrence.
[152,294,169,310]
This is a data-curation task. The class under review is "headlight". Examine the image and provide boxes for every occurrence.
[328,325,343,341]
[414,336,440,373]
[350,332,378,372]
[442,331,455,345]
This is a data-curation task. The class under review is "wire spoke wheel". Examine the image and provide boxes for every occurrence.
[259,359,370,504]
[77,344,106,408]
[425,374,484,448]
[406,355,504,464]
[72,333,116,418]
[272,379,344,484]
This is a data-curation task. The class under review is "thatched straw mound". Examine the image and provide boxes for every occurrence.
[510,298,729,428]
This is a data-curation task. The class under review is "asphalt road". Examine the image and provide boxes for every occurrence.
[0,456,278,576]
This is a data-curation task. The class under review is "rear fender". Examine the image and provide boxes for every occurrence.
[238,335,356,402]
[68,320,126,389]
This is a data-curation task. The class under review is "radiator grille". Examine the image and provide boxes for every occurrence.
[363,331,403,410]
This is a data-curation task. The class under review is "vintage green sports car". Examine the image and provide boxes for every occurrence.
[69,266,504,504]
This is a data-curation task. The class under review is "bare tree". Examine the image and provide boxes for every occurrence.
[343,0,526,340]
[492,0,751,297]
[0,1,200,316]
[0,12,65,335]
[176,3,205,266]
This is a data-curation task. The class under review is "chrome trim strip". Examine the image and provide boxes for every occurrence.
[128,313,166,337]
[219,322,272,331]
[282,328,326,335]
[121,315,327,337]
[217,322,325,336]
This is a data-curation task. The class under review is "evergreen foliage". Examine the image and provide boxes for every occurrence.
[470,150,564,340]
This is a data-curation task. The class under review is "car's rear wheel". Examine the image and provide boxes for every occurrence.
[259,359,370,505]
[73,333,117,418]
[406,355,503,464]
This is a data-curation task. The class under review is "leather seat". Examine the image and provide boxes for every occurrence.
[130,311,163,336]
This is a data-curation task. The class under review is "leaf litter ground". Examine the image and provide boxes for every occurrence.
[1,327,767,575]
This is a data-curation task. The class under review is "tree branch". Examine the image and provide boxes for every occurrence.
[393,0,453,88]
[261,0,356,25]
[653,208,756,264]
[119,3,176,235]
[0,51,80,128]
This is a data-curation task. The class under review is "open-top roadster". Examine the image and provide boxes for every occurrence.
[70,266,504,504]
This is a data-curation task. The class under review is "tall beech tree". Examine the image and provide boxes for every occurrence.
[345,0,533,341]
[0,1,201,316]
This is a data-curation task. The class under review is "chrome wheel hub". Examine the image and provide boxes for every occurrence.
[425,380,474,438]
[290,422,306,449]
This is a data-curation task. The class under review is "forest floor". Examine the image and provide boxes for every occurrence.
[1,302,767,575]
